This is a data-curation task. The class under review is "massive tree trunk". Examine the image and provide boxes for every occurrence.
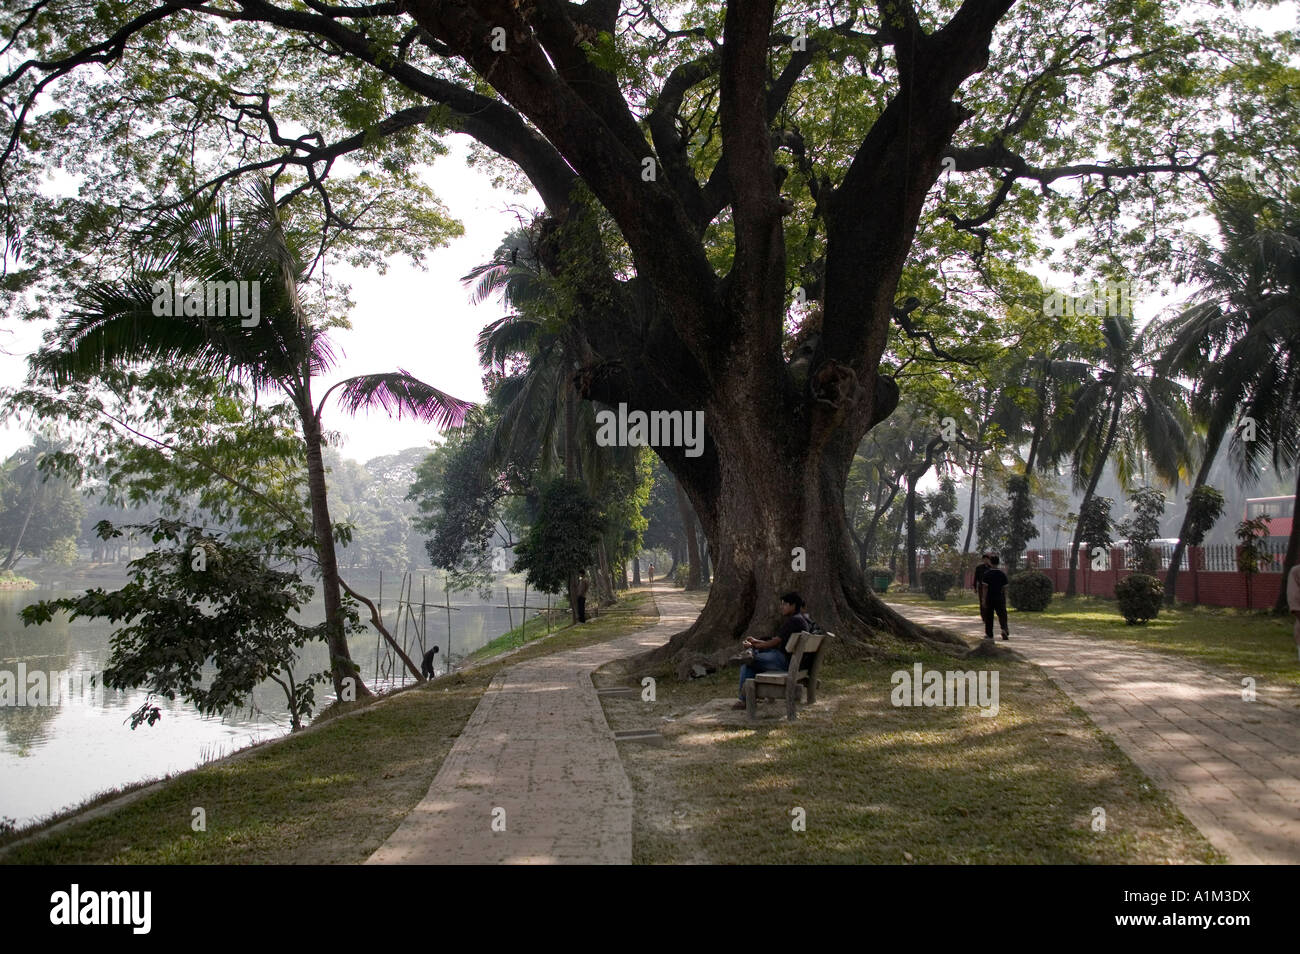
[400,0,1015,669]
[639,411,966,673]
[300,407,371,700]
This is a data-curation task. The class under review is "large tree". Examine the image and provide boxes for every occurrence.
[0,1,1280,662]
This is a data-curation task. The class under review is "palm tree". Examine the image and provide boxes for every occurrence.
[1157,200,1300,610]
[1046,312,1194,596]
[463,231,640,609]
[31,177,471,696]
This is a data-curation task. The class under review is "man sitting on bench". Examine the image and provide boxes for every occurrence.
[732,592,811,710]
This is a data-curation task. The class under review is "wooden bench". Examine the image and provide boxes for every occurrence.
[742,631,831,721]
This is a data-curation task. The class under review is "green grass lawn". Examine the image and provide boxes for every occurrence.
[599,637,1223,865]
[0,591,657,864]
[467,600,571,661]
[886,589,1300,689]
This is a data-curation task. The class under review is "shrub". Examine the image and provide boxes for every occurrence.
[920,568,957,600]
[1115,573,1163,625]
[866,566,894,593]
[1008,570,1054,611]
[673,563,690,588]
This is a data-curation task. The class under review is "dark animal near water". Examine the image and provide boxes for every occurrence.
[421,646,441,679]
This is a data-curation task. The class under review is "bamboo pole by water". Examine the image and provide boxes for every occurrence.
[399,572,413,687]
[373,570,384,684]
[445,577,453,673]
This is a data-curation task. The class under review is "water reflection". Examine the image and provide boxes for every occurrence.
[0,579,542,826]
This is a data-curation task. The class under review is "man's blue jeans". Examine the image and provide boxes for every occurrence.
[739,649,789,700]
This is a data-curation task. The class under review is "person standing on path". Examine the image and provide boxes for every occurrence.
[982,555,1010,641]
[648,562,655,583]
[576,571,589,623]
[1288,562,1300,662]
[973,552,994,635]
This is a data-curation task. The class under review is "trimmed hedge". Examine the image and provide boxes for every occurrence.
[1115,573,1163,625]
[920,568,958,601]
[867,566,894,593]
[1008,570,1054,612]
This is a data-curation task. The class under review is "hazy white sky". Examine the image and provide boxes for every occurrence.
[0,139,523,464]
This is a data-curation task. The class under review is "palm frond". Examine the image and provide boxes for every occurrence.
[332,370,474,429]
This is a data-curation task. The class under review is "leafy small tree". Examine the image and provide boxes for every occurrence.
[21,520,342,731]
[1005,475,1039,571]
[1119,487,1166,575]
[1184,486,1225,548]
[977,501,1010,558]
[1077,496,1116,566]
[1236,515,1274,608]
[512,478,605,596]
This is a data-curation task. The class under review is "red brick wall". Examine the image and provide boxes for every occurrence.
[1027,548,1283,609]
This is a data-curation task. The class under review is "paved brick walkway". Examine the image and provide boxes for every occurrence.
[367,586,694,864]
[891,602,1300,864]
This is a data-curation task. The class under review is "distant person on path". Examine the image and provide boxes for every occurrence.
[1288,562,1300,662]
[648,562,655,583]
[576,572,589,623]
[732,591,810,709]
[982,555,1010,640]
[973,552,994,634]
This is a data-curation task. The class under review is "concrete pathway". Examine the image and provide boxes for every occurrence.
[891,602,1300,864]
[367,585,695,864]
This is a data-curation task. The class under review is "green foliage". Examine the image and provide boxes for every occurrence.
[919,476,963,553]
[512,478,604,595]
[1120,487,1166,575]
[1077,496,1115,551]
[1235,516,1274,576]
[673,563,691,589]
[867,566,894,593]
[1008,571,1054,612]
[19,519,341,730]
[40,535,79,566]
[411,404,532,597]
[1114,573,1164,625]
[1183,486,1225,547]
[0,438,86,568]
[920,568,957,601]
[977,501,1009,557]
[1005,475,1039,571]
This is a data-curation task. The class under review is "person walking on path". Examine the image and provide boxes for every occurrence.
[732,592,810,709]
[648,562,655,583]
[1288,562,1300,662]
[973,552,994,635]
[575,571,589,623]
[981,555,1010,641]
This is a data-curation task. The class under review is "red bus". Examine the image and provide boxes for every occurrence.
[1245,495,1294,542]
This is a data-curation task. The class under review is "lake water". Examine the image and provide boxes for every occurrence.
[0,575,556,827]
